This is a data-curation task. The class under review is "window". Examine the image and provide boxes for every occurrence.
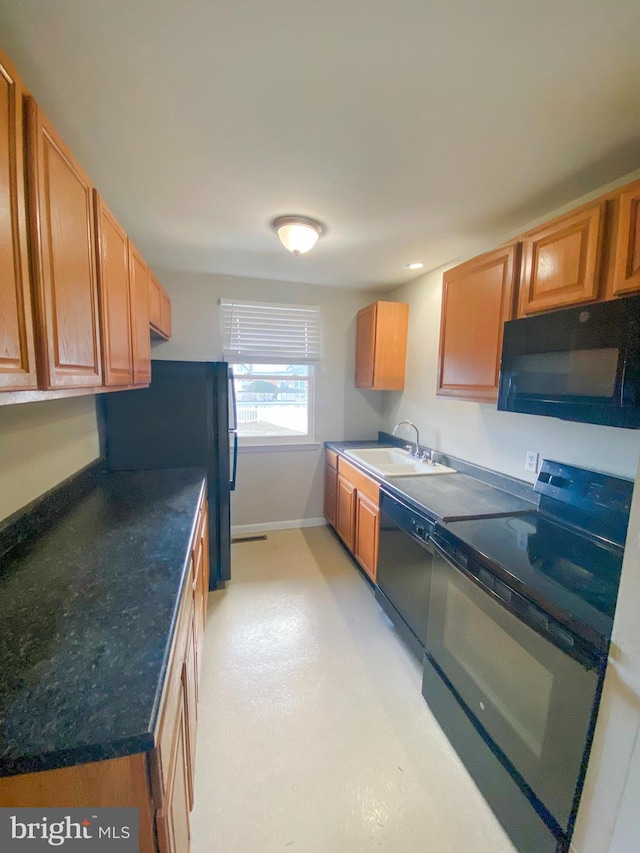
[220,300,321,446]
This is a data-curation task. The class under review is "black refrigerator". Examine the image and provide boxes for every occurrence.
[101,361,237,589]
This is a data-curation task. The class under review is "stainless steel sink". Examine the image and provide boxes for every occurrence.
[344,447,456,478]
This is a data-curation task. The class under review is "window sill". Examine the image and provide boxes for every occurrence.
[238,442,321,453]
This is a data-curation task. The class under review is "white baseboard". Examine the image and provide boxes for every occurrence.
[231,517,327,536]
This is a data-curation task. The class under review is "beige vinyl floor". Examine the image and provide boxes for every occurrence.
[191,526,516,853]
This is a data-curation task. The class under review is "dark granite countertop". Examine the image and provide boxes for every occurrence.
[0,467,206,778]
[325,438,536,520]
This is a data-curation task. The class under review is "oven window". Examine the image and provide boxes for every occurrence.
[444,585,553,758]
[428,551,601,831]
[512,348,619,397]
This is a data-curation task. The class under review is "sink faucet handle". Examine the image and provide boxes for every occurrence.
[404,444,414,454]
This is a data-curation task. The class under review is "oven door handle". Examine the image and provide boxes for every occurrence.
[430,535,604,671]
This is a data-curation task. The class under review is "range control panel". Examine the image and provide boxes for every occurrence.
[535,459,633,546]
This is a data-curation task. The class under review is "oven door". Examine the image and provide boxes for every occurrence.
[426,540,602,833]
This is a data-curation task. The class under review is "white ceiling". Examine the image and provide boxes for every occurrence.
[2,0,640,290]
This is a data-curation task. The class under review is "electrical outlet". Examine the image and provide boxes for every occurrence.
[525,450,539,473]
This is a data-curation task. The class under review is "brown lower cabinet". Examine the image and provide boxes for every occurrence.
[354,491,379,583]
[0,489,210,853]
[325,450,380,583]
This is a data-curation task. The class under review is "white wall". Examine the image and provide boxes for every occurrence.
[150,271,384,528]
[0,396,101,522]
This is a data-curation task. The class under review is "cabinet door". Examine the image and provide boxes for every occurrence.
[324,463,338,528]
[611,180,640,296]
[156,691,191,853]
[355,302,409,390]
[160,287,172,338]
[355,303,376,387]
[94,193,133,386]
[192,503,208,689]
[26,98,102,388]
[183,622,197,811]
[0,52,38,390]
[129,244,151,384]
[149,273,162,331]
[355,492,379,583]
[200,503,210,624]
[336,475,356,550]
[519,201,605,316]
[438,244,518,402]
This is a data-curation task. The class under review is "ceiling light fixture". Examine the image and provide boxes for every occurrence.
[406,262,424,270]
[272,215,325,256]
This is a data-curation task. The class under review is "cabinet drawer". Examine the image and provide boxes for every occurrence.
[337,457,379,505]
[326,448,338,470]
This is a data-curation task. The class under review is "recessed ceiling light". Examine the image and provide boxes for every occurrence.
[406,262,424,270]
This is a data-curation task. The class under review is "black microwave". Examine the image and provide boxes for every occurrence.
[497,295,640,428]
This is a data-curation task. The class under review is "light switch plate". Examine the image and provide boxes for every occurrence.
[525,450,539,473]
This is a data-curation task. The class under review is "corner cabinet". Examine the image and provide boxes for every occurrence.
[355,301,409,390]
[0,50,38,390]
[437,244,518,402]
[26,97,103,389]
[325,450,380,583]
[518,201,605,316]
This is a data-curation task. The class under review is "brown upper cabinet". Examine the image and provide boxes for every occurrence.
[437,245,518,402]
[26,98,102,389]
[94,194,134,386]
[150,273,172,340]
[355,301,409,390]
[0,50,38,390]
[610,179,640,297]
[0,44,162,402]
[129,243,152,385]
[518,201,605,316]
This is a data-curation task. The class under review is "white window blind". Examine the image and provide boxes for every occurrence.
[220,299,321,364]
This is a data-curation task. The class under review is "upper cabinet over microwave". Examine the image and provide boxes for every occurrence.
[518,201,605,317]
[497,295,640,429]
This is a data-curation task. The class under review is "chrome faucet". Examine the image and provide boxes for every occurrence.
[392,420,420,456]
[421,449,437,467]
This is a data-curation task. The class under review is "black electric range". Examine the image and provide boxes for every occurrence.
[423,460,634,853]
[433,459,632,653]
